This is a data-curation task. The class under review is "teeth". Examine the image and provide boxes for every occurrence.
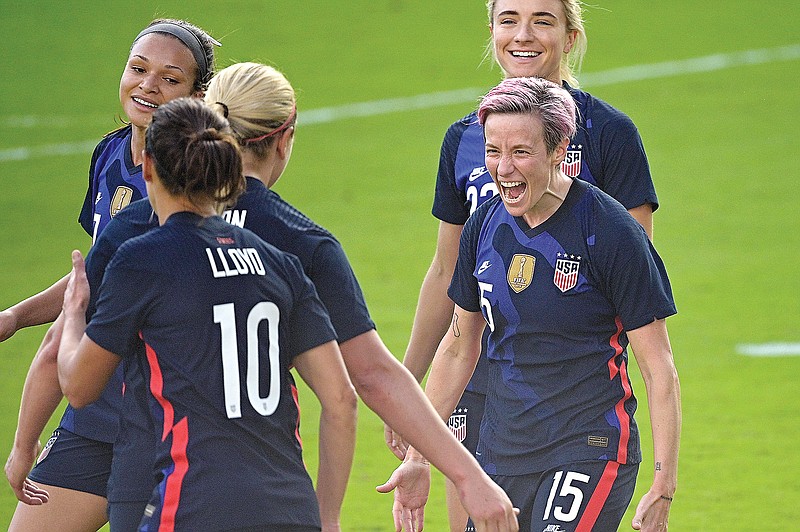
[500,181,523,188]
[133,97,158,108]
[511,51,540,57]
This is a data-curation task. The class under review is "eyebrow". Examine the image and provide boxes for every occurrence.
[130,54,186,73]
[496,10,558,19]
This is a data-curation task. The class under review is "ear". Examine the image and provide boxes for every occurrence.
[564,30,578,54]
[276,127,295,160]
[142,152,155,182]
[192,90,205,100]
[553,137,570,166]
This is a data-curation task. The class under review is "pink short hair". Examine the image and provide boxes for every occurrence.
[477,77,577,153]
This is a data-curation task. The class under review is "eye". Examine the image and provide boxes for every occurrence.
[163,77,180,85]
[497,17,516,26]
[130,65,146,74]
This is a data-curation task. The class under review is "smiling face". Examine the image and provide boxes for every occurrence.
[119,33,200,129]
[490,0,577,82]
[484,112,567,222]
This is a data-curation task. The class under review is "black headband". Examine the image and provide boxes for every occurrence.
[133,22,219,82]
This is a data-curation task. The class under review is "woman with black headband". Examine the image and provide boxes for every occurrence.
[4,18,219,532]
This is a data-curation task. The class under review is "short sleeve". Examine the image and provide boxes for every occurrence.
[432,120,470,225]
[307,239,375,343]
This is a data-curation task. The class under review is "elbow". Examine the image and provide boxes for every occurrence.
[61,384,98,409]
[330,383,359,430]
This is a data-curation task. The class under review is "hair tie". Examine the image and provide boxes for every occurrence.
[215,101,229,118]
[244,104,297,144]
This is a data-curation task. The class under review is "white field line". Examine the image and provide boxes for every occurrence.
[736,343,800,357]
[1,43,798,163]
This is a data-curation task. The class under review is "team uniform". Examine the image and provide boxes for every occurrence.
[450,180,676,530]
[28,125,143,496]
[86,212,336,531]
[104,177,376,529]
[432,82,659,455]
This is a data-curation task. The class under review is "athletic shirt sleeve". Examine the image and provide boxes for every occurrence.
[432,119,471,225]
[281,252,339,357]
[78,138,108,235]
[84,241,158,358]
[306,239,375,343]
[571,88,658,212]
[447,199,494,312]
[590,190,676,330]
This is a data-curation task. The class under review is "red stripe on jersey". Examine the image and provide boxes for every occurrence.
[291,383,303,448]
[159,417,190,532]
[607,317,632,462]
[145,341,174,441]
[575,461,620,531]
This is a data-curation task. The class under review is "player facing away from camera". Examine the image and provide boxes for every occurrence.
[389,1,660,529]
[4,18,220,532]
[388,77,680,532]
[102,62,517,531]
[57,97,358,531]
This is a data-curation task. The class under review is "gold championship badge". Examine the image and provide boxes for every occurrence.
[110,186,134,217]
[507,254,535,293]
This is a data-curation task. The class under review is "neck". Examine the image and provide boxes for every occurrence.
[150,188,216,225]
[241,150,280,189]
[130,124,147,166]
[522,171,572,228]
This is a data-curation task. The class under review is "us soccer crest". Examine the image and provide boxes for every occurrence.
[448,408,468,443]
[553,253,580,292]
[561,144,582,177]
[507,254,535,293]
[110,186,134,217]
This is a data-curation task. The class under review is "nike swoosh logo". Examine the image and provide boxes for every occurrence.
[468,166,488,182]
[477,261,491,274]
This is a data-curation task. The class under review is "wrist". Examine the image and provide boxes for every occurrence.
[403,447,430,466]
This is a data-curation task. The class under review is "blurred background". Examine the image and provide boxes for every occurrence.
[1,1,798,529]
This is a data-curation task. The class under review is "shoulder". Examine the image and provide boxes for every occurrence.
[243,189,338,254]
[443,110,479,142]
[90,124,131,165]
[576,181,644,239]
[464,195,502,235]
[567,85,638,131]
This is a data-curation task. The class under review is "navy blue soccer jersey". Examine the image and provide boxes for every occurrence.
[59,199,159,444]
[224,177,375,343]
[78,126,146,242]
[107,180,377,509]
[449,180,676,476]
[86,213,336,530]
[432,83,659,397]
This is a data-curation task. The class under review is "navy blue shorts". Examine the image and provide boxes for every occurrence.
[27,427,113,498]
[467,460,638,532]
[447,389,486,456]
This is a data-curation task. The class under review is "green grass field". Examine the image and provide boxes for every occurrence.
[2,1,799,529]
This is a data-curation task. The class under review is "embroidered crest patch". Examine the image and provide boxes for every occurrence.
[507,254,535,293]
[553,253,580,292]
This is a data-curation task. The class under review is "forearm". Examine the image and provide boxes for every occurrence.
[3,275,69,334]
[14,316,66,451]
[402,263,455,383]
[647,371,681,495]
[316,401,357,528]
[352,340,478,481]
